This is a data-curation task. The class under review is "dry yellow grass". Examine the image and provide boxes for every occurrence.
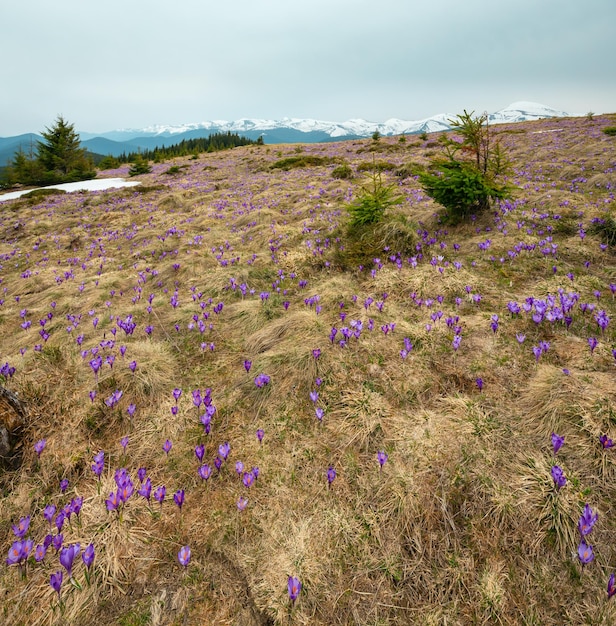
[0,114,616,625]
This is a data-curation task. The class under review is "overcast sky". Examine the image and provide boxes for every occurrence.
[2,0,615,136]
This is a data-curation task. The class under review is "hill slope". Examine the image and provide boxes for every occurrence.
[0,113,615,625]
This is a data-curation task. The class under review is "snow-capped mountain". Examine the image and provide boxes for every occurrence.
[1,103,571,163]
[86,101,569,142]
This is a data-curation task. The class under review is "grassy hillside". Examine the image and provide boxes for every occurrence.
[1,114,615,625]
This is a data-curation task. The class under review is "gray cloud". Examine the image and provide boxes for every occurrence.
[1,0,614,135]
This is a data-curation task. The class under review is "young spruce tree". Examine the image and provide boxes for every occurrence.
[37,115,94,183]
[419,110,510,222]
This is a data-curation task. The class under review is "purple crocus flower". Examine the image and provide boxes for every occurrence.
[218,442,230,460]
[34,439,46,458]
[256,429,264,443]
[55,511,66,533]
[588,337,598,354]
[377,451,388,469]
[105,491,120,512]
[235,461,244,476]
[243,359,252,373]
[138,477,152,502]
[242,471,255,488]
[551,465,566,490]
[578,504,598,536]
[490,314,499,333]
[578,540,594,565]
[475,378,483,392]
[172,387,182,402]
[195,444,205,463]
[327,466,336,488]
[162,439,172,455]
[44,504,56,526]
[315,407,324,421]
[551,433,564,454]
[137,467,147,482]
[288,576,301,603]
[452,335,462,352]
[70,496,83,519]
[82,543,95,569]
[173,489,185,511]
[6,541,28,566]
[120,436,129,452]
[92,450,104,478]
[178,545,191,568]
[59,543,80,578]
[192,389,202,407]
[34,543,47,563]
[237,496,248,511]
[52,534,63,553]
[60,478,69,493]
[198,464,212,481]
[254,373,270,388]
[600,434,614,449]
[118,478,134,503]
[608,573,616,599]
[50,570,63,598]
[154,485,166,505]
[12,516,30,539]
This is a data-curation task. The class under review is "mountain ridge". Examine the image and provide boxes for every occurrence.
[83,102,570,140]
[1,102,573,163]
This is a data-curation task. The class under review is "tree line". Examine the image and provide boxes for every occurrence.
[114,131,262,165]
[2,117,262,189]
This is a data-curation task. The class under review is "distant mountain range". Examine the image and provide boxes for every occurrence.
[0,102,570,165]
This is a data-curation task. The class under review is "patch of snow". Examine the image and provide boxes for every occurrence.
[0,178,141,202]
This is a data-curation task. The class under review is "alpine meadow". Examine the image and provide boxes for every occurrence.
[2,111,616,625]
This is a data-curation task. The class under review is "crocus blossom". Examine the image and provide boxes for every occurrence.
[288,576,301,603]
[578,504,598,536]
[551,433,564,455]
[50,570,63,598]
[34,439,46,458]
[551,465,566,490]
[578,540,594,564]
[178,545,191,568]
[59,543,80,578]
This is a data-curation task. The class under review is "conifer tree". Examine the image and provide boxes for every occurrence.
[36,115,94,182]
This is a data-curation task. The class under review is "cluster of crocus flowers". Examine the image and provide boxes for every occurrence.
[6,538,33,573]
[550,433,566,490]
[106,468,134,514]
[577,504,598,567]
[254,373,270,388]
